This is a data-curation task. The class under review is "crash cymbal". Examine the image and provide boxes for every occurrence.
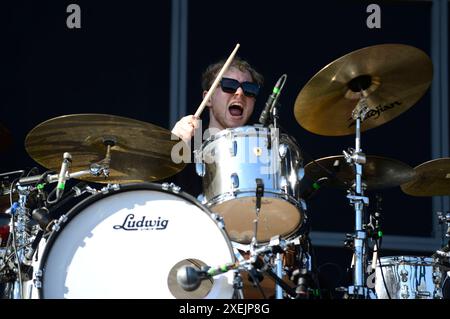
[294,44,433,136]
[401,158,450,196]
[25,114,185,184]
[304,155,416,190]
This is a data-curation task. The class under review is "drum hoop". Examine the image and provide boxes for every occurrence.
[37,182,235,298]
[206,189,302,209]
[200,125,277,151]
[378,256,434,267]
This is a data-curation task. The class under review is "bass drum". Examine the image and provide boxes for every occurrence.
[36,183,235,299]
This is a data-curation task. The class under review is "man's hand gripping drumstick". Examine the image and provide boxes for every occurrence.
[171,44,240,143]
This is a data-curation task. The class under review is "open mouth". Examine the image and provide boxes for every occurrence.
[228,104,243,117]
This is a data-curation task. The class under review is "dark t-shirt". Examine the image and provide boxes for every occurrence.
[160,134,203,199]
[162,162,202,199]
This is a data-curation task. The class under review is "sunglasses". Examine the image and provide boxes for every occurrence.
[220,77,260,98]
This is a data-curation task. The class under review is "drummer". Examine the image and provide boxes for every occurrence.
[168,57,263,197]
[171,56,264,143]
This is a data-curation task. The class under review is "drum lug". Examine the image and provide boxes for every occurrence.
[297,167,305,181]
[195,162,205,177]
[211,213,225,229]
[279,176,288,192]
[278,143,288,159]
[52,215,68,232]
[34,269,42,289]
[230,173,239,190]
[229,141,237,157]
[161,182,181,194]
[101,184,120,194]
[400,285,410,299]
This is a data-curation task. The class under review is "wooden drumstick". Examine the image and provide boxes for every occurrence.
[194,43,240,118]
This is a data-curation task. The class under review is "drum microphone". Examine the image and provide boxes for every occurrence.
[258,74,287,126]
[301,176,329,199]
[176,262,238,291]
[22,229,44,266]
[56,152,72,199]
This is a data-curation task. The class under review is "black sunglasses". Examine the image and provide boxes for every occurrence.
[220,77,260,98]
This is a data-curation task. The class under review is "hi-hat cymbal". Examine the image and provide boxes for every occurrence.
[401,158,450,196]
[25,114,186,184]
[294,44,433,136]
[304,155,416,190]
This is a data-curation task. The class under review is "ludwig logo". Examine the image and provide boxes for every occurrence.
[113,214,169,231]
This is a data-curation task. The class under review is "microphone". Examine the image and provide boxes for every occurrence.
[301,176,329,200]
[56,152,72,199]
[176,262,238,291]
[22,229,44,266]
[259,74,287,126]
[176,266,207,291]
[39,182,89,228]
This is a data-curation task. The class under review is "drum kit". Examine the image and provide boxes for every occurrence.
[0,43,449,299]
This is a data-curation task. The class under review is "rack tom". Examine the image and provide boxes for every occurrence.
[196,126,306,244]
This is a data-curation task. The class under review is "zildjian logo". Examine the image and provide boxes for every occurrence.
[348,101,402,127]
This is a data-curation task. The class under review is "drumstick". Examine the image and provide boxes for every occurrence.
[194,43,240,118]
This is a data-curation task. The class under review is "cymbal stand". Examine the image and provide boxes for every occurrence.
[343,95,370,298]
[89,137,116,178]
[6,185,36,299]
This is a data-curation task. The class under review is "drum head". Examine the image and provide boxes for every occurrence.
[211,195,302,244]
[38,183,235,299]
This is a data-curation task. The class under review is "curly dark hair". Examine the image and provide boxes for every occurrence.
[201,56,264,91]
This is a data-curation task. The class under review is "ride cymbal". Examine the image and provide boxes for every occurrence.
[304,155,416,191]
[401,158,450,196]
[25,114,185,184]
[294,44,433,136]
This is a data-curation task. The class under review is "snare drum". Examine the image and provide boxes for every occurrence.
[375,256,448,299]
[35,183,235,299]
[196,126,305,244]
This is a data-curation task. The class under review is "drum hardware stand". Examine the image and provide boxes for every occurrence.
[342,93,372,298]
[274,252,283,299]
[251,253,298,299]
[5,185,37,299]
[364,195,390,299]
[291,235,317,299]
[89,137,116,178]
[250,235,306,299]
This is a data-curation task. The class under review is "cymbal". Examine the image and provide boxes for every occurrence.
[294,44,433,136]
[25,114,186,184]
[304,155,416,190]
[401,158,450,196]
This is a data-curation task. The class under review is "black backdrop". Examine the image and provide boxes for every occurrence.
[1,0,445,293]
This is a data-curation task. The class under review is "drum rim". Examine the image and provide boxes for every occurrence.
[200,125,283,150]
[37,182,235,298]
[377,255,435,266]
